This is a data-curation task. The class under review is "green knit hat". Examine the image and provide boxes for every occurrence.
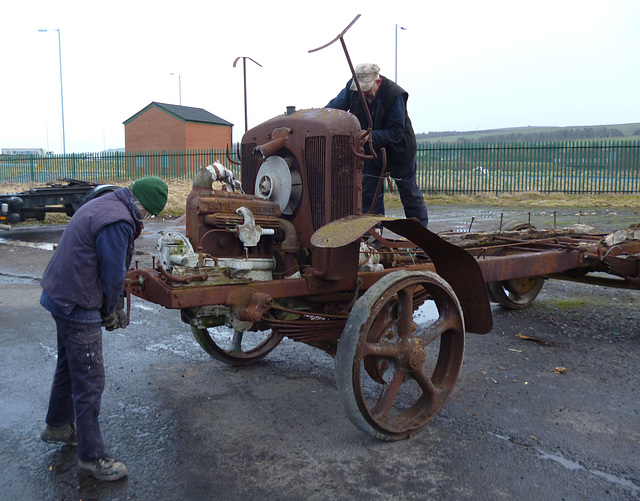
[129,176,168,216]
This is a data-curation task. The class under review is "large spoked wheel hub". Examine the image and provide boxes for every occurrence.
[336,270,465,441]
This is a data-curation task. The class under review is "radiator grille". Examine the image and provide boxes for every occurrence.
[305,136,326,230]
[241,142,258,193]
[330,135,355,221]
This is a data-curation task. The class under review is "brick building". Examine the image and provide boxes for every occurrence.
[123,102,233,176]
[124,102,233,151]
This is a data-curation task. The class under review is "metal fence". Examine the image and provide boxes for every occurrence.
[417,140,640,194]
[0,149,242,185]
[1,141,639,194]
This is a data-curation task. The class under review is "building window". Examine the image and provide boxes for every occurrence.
[136,156,145,168]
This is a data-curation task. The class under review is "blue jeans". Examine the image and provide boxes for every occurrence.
[362,157,429,227]
[45,316,105,462]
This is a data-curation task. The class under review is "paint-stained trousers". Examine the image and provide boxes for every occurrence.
[45,317,105,462]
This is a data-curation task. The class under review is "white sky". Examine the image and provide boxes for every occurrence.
[1,0,639,153]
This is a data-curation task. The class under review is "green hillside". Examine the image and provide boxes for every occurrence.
[417,123,640,144]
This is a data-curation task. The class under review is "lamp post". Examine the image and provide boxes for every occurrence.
[170,73,182,105]
[38,28,66,154]
[233,56,262,133]
[395,24,407,83]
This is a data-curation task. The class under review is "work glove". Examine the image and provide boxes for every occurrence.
[101,295,129,331]
[101,312,119,331]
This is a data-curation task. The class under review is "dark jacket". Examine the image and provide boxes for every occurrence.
[327,75,417,168]
[41,189,141,316]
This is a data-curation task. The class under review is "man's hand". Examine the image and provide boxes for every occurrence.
[101,312,119,331]
[101,295,129,331]
[359,129,371,144]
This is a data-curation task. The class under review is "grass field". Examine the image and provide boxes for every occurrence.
[417,122,640,144]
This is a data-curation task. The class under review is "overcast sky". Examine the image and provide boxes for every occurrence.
[2,0,639,153]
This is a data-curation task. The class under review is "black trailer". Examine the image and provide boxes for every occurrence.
[0,178,118,230]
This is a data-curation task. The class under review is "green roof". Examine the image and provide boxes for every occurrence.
[124,102,233,127]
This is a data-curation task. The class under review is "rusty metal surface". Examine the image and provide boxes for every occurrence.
[240,108,363,248]
[476,250,585,282]
[311,214,391,247]
[442,226,640,288]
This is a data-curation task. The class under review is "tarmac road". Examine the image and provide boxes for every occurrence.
[0,208,639,500]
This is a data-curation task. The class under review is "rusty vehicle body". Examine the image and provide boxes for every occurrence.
[125,104,640,441]
[125,16,639,440]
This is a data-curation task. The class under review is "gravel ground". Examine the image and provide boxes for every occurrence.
[0,206,638,500]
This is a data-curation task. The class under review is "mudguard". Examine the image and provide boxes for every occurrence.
[311,215,493,334]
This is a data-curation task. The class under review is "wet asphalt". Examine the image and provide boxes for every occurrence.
[0,206,639,500]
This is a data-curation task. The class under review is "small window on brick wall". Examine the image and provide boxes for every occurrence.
[136,156,145,168]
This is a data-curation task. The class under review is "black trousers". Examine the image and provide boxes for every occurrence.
[362,156,429,227]
[45,316,105,462]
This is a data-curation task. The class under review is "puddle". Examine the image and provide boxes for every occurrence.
[536,449,640,492]
[0,272,40,285]
[488,432,640,493]
[0,238,55,251]
[134,303,158,312]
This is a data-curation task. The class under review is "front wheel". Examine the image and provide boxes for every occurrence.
[335,270,465,441]
[191,326,283,366]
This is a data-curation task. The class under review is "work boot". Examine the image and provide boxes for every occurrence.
[41,423,77,447]
[78,456,128,481]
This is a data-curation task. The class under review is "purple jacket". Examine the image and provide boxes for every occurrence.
[41,189,141,317]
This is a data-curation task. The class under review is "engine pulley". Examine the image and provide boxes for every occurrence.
[254,156,302,215]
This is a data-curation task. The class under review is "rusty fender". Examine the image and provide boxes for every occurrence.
[311,215,493,334]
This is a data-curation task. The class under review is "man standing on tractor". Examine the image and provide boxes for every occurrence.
[326,63,429,227]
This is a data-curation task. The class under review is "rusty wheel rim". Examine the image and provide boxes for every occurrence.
[191,326,284,366]
[486,276,544,310]
[336,270,465,440]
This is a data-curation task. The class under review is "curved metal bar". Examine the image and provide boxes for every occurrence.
[226,143,241,166]
[308,14,361,53]
[156,263,207,284]
[308,15,376,148]
[366,148,388,215]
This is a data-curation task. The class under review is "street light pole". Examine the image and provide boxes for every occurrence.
[233,56,262,133]
[170,73,182,105]
[395,24,406,83]
[38,28,66,154]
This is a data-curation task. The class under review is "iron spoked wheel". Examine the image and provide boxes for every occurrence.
[486,277,544,310]
[191,326,284,366]
[335,270,465,441]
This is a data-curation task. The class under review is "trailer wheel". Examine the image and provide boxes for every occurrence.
[191,326,283,366]
[335,270,465,441]
[486,277,544,310]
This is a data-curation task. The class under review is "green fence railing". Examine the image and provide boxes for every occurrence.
[0,149,241,185]
[416,140,640,194]
[1,141,639,194]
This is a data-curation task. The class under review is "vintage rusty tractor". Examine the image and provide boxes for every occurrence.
[126,18,640,440]
[126,105,498,440]
[125,104,640,440]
